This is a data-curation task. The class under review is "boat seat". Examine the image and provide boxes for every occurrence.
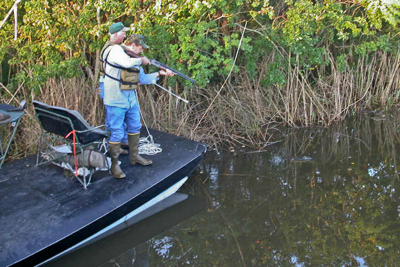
[33,100,109,189]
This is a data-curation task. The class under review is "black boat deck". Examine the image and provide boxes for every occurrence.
[0,129,205,267]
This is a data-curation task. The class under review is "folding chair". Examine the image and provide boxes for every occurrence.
[0,103,25,169]
[33,101,108,189]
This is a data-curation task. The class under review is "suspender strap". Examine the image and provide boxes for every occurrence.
[101,44,140,84]
[104,72,138,85]
[101,59,140,72]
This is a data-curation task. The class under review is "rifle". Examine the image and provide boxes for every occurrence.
[123,47,196,84]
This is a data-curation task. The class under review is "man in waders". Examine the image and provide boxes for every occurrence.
[99,24,129,156]
[101,22,174,179]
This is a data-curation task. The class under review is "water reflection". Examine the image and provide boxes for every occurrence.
[43,193,205,267]
[48,111,400,266]
[143,112,400,266]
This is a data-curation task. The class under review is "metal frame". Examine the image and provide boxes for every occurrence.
[35,107,108,189]
[0,110,24,169]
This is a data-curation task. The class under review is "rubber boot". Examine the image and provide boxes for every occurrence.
[120,141,129,155]
[108,143,126,179]
[121,141,129,148]
[119,147,128,155]
[128,134,152,165]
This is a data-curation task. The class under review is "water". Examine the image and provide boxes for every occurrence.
[48,111,400,266]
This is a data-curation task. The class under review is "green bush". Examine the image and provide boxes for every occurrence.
[0,0,399,127]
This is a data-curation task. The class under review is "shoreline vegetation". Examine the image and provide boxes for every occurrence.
[0,0,399,158]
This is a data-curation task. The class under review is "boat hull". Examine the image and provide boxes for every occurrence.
[43,192,205,266]
[0,129,205,267]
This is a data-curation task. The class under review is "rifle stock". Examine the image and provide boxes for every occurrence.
[124,49,196,84]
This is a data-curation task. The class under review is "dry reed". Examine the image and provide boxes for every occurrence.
[1,46,400,159]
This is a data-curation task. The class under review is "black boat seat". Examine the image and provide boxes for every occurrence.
[33,100,109,189]
[33,101,108,144]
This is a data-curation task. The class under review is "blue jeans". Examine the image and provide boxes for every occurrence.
[105,105,142,143]
[99,82,128,143]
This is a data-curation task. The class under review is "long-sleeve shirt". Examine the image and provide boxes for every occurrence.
[102,44,159,109]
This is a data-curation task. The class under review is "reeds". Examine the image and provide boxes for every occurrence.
[1,78,103,160]
[1,46,400,157]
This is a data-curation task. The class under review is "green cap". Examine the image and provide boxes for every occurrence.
[126,34,149,49]
[109,22,130,34]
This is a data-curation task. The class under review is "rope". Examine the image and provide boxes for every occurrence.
[134,88,162,155]
[139,135,162,155]
[65,130,78,176]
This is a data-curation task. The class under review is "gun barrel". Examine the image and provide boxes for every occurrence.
[152,60,196,84]
[124,48,196,84]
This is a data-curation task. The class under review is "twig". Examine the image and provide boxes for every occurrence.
[249,191,275,214]
[0,82,24,105]
[168,247,193,267]
[219,212,247,267]
[191,21,248,137]
[235,140,283,155]
[0,0,21,40]
[334,132,370,150]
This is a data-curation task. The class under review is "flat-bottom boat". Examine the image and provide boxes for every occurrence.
[0,129,206,267]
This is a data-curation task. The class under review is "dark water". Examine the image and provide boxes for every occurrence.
[48,112,400,267]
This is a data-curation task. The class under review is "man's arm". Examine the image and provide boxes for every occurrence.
[122,46,193,83]
[108,45,142,68]
[121,44,150,65]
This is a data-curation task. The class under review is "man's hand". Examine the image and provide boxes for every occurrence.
[159,69,176,77]
[141,57,150,65]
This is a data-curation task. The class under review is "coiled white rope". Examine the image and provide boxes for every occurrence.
[138,135,162,155]
[135,89,162,155]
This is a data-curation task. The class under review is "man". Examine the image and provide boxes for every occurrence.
[99,23,129,155]
[102,22,174,179]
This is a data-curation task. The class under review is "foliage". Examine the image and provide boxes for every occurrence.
[1,0,398,87]
[1,0,400,141]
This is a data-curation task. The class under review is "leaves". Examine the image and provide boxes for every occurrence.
[0,0,399,90]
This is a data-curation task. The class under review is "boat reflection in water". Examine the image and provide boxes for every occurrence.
[42,193,205,267]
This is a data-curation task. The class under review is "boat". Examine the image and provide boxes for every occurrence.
[42,192,205,266]
[0,126,206,267]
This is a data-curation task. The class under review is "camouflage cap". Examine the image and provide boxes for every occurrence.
[126,34,149,49]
